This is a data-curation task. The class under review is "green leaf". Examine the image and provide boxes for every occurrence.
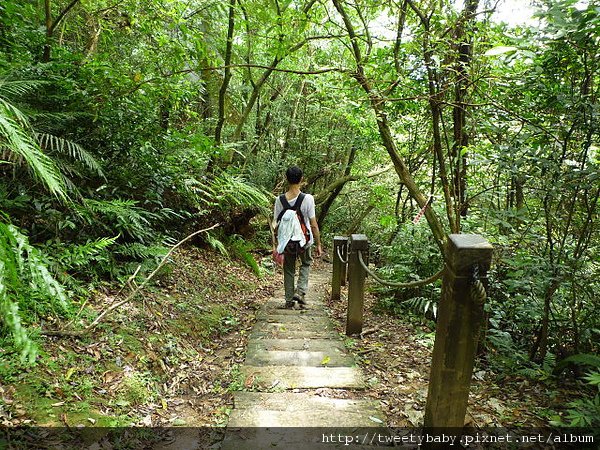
[484,46,518,56]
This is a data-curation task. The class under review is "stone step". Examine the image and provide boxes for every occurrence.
[246,349,355,367]
[253,321,334,334]
[261,315,333,327]
[257,310,328,321]
[249,328,339,340]
[241,365,366,389]
[227,392,383,427]
[247,338,346,353]
[263,300,328,314]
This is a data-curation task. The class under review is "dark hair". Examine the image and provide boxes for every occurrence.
[285,166,303,184]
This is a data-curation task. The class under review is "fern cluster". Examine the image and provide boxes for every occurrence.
[552,355,600,428]
[0,80,66,199]
[0,222,69,362]
[182,172,270,216]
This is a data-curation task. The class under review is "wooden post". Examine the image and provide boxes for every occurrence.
[423,234,493,449]
[346,234,368,336]
[340,238,348,287]
[331,236,348,301]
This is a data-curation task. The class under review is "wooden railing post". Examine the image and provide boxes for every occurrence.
[331,236,348,301]
[340,238,348,287]
[346,234,368,336]
[423,234,493,449]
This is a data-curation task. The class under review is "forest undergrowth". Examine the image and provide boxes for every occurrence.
[0,247,277,431]
[326,281,584,430]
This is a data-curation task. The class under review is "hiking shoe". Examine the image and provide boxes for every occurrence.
[284,300,295,309]
[293,292,306,307]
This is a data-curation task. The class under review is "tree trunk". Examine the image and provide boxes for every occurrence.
[214,0,236,145]
[317,145,357,228]
[333,0,448,257]
[452,0,479,219]
[531,279,560,363]
[42,0,81,62]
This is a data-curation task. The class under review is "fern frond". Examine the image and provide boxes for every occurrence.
[79,199,160,242]
[0,222,69,362]
[211,173,270,214]
[115,242,168,260]
[229,236,261,276]
[555,353,600,374]
[206,232,228,256]
[0,105,66,200]
[0,79,47,99]
[54,236,118,269]
[584,371,600,386]
[35,132,105,178]
[405,296,436,318]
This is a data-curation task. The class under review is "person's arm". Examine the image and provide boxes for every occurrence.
[273,197,281,252]
[304,194,322,257]
[309,216,322,258]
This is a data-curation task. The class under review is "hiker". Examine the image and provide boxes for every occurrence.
[273,166,322,308]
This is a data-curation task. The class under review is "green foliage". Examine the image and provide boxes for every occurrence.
[206,233,228,256]
[47,236,117,271]
[209,173,271,215]
[35,132,104,179]
[552,369,600,428]
[0,222,69,362]
[0,81,65,199]
[77,199,162,243]
[228,235,261,277]
[117,372,155,406]
[555,354,600,374]
[552,353,600,428]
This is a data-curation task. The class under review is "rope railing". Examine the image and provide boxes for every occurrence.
[471,279,487,304]
[336,245,349,265]
[470,265,487,305]
[357,249,444,289]
[336,233,494,434]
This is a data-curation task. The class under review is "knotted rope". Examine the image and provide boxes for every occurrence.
[470,265,487,304]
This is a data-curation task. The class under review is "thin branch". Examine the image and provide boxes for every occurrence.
[475,85,562,145]
[50,0,81,34]
[84,223,220,332]
[211,63,346,75]
[42,224,220,337]
[314,165,393,204]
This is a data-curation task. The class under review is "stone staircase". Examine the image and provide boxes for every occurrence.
[221,267,385,448]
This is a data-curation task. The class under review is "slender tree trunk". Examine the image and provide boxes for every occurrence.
[282,79,306,152]
[43,0,53,62]
[228,0,315,151]
[452,0,479,220]
[317,145,357,227]
[333,0,447,256]
[531,279,560,363]
[420,15,457,232]
[214,0,236,145]
[42,0,81,62]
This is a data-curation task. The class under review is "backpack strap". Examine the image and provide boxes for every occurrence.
[277,194,291,222]
[294,193,306,222]
[276,193,306,222]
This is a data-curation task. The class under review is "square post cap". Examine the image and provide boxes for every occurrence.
[447,234,493,275]
[349,234,369,250]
